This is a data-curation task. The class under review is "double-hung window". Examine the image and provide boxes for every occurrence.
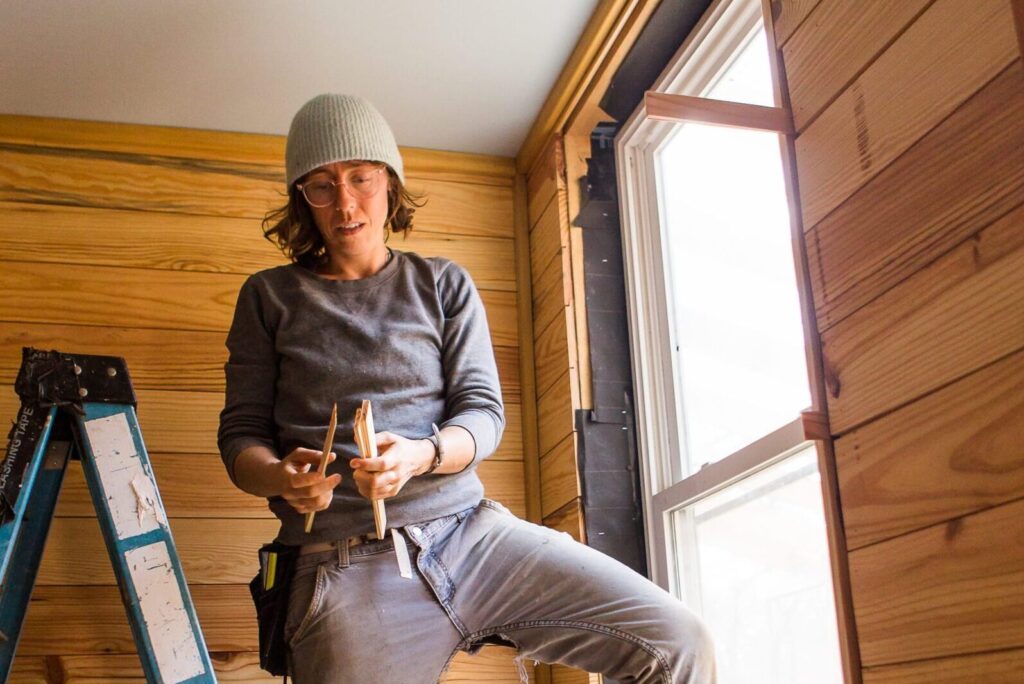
[616,0,844,680]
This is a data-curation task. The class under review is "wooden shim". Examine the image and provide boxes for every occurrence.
[534,307,573,400]
[0,202,518,290]
[836,348,1024,551]
[821,209,1024,434]
[849,497,1024,666]
[771,0,825,49]
[537,371,576,459]
[0,147,514,238]
[9,646,532,683]
[0,261,519,343]
[540,433,581,519]
[0,114,516,186]
[807,62,1024,331]
[799,409,830,441]
[795,0,1018,231]
[542,497,586,544]
[862,648,1024,684]
[53,454,524,522]
[783,0,931,132]
[644,92,793,134]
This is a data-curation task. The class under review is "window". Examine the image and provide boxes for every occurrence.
[616,0,844,681]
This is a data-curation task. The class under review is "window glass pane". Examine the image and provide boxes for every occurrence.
[672,447,842,683]
[657,121,810,474]
[703,25,774,106]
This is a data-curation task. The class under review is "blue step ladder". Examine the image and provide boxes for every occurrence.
[0,348,217,683]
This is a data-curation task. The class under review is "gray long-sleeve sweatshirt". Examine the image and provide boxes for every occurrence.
[217,250,505,545]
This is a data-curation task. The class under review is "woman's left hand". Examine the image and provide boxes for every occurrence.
[350,431,433,500]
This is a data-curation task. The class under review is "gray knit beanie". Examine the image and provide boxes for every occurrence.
[285,94,404,187]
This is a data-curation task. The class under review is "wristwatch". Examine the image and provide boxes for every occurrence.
[424,423,444,474]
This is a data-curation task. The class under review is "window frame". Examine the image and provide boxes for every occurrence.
[613,0,859,679]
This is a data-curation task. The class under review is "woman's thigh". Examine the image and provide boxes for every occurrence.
[286,542,461,684]
[433,500,715,684]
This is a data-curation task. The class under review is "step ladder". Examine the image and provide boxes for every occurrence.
[0,348,217,683]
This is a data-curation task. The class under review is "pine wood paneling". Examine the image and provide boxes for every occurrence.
[0,261,519,343]
[530,196,568,284]
[528,172,558,231]
[0,115,516,186]
[21,585,258,655]
[0,202,518,290]
[807,62,1024,331]
[53,454,272,519]
[537,371,575,459]
[771,0,824,49]
[540,433,580,518]
[862,648,1024,684]
[0,321,229,392]
[0,322,521,398]
[821,209,1024,434]
[783,0,930,132]
[532,252,571,342]
[837,348,1024,551]
[542,498,586,544]
[849,498,1024,666]
[534,307,573,399]
[8,647,532,683]
[0,147,514,238]
[38,517,278,586]
[0,203,282,274]
[51,454,525,521]
[795,0,1017,231]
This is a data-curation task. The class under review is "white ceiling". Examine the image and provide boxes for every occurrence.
[0,0,601,157]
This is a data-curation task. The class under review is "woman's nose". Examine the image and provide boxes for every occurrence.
[334,182,357,210]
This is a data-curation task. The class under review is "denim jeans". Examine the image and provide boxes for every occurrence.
[284,499,716,683]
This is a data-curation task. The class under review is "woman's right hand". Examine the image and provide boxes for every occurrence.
[277,447,343,514]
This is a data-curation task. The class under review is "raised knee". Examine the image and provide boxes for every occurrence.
[659,603,716,683]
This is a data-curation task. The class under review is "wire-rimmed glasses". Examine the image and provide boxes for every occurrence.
[297,165,386,207]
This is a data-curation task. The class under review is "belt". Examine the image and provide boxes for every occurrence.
[300,533,380,556]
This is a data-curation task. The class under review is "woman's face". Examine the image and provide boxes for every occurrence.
[301,160,390,260]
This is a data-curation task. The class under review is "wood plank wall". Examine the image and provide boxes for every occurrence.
[524,138,598,684]
[0,115,533,682]
[774,0,1024,679]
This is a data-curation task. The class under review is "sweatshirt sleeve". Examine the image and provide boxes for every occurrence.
[437,261,506,465]
[217,275,279,485]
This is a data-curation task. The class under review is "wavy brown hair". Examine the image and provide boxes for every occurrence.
[262,166,425,269]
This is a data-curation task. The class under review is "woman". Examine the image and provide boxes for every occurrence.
[218,93,715,683]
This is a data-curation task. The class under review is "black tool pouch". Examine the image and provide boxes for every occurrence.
[249,540,299,676]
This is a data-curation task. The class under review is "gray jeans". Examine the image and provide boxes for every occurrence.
[284,499,716,683]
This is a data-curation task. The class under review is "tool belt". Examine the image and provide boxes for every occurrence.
[249,540,299,677]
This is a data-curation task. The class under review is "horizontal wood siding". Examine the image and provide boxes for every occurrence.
[779,0,1024,677]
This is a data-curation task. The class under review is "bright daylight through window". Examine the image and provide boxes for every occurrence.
[616,0,844,681]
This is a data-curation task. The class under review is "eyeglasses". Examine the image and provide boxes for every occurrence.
[296,165,386,207]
